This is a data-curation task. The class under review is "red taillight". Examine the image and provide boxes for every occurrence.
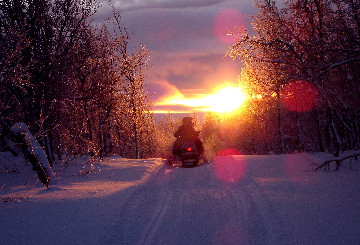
[186,147,193,152]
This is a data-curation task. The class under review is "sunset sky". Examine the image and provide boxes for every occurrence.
[96,0,257,113]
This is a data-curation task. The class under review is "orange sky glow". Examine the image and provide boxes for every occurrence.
[151,82,248,114]
[126,5,255,116]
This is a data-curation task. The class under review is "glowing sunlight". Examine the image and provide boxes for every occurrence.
[153,84,247,114]
[207,86,247,113]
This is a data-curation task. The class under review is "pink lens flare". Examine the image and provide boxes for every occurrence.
[281,81,318,112]
[213,149,247,183]
[217,148,242,156]
[213,9,245,44]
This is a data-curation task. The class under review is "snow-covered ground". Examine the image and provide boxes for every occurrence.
[1,152,359,244]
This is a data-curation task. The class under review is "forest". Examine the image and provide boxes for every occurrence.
[0,0,155,164]
[206,0,360,157]
[1,0,360,180]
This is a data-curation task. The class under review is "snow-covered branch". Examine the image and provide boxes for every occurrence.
[317,58,360,79]
[314,152,360,171]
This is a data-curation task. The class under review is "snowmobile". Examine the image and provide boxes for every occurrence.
[166,140,202,168]
[179,141,200,168]
[168,117,204,167]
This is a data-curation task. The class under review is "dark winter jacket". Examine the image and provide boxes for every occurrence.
[174,125,198,142]
[172,124,203,155]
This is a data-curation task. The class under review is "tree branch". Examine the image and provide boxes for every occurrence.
[314,152,360,171]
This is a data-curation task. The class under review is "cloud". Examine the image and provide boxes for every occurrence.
[152,104,208,113]
[129,10,176,42]
[147,80,184,104]
[147,52,242,92]
[96,1,255,53]
[213,8,247,44]
[94,0,255,114]
[111,0,226,11]
[148,80,210,113]
[116,8,217,51]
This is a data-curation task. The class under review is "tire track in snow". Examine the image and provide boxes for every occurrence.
[137,192,172,245]
[238,177,294,245]
[106,163,176,245]
[210,154,293,245]
[107,158,294,245]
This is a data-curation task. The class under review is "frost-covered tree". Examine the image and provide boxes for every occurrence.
[116,42,155,159]
[0,0,99,161]
[152,114,181,158]
[0,29,32,124]
[105,11,155,159]
[0,0,156,162]
[228,0,360,155]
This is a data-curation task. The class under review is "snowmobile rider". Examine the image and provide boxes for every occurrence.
[172,117,204,158]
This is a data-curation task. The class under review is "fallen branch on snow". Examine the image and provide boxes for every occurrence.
[314,152,360,171]
[78,156,101,176]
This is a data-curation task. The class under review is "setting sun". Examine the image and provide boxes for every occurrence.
[207,86,247,113]
[152,82,248,114]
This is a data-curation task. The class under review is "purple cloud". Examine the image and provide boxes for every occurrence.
[95,1,257,113]
[147,80,183,103]
[111,0,226,11]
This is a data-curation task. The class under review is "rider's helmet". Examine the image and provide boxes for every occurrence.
[182,117,193,126]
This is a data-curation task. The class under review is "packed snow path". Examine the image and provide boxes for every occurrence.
[1,153,360,244]
[107,160,292,245]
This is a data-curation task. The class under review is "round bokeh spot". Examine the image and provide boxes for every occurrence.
[213,9,245,44]
[213,149,247,183]
[281,81,318,112]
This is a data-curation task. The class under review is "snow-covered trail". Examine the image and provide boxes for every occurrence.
[1,153,360,245]
[106,160,292,245]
